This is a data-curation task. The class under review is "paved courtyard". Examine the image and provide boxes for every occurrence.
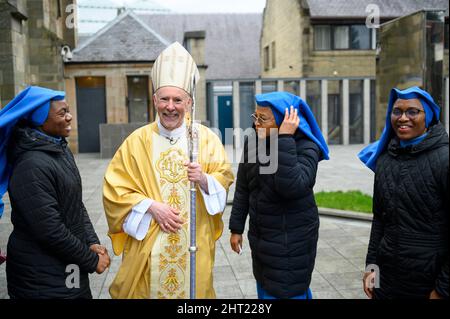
[0,145,374,299]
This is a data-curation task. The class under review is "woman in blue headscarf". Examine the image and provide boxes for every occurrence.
[229,91,329,299]
[0,86,110,299]
[359,86,448,299]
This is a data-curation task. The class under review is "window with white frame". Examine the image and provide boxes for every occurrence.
[314,24,373,50]
[350,25,371,49]
[314,25,331,50]
[333,26,349,49]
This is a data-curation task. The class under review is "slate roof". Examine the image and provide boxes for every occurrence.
[70,11,262,80]
[304,0,449,19]
[138,13,262,80]
[70,11,169,63]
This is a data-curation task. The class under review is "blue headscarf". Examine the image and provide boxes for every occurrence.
[0,86,65,217]
[358,86,440,172]
[255,91,329,161]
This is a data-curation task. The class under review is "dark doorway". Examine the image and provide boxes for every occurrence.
[127,76,150,123]
[76,77,106,153]
[218,95,233,144]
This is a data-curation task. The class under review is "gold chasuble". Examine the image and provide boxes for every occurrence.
[103,122,234,299]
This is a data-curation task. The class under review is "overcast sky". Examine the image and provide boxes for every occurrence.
[112,0,266,13]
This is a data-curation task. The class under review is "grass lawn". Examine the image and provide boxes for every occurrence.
[315,190,373,214]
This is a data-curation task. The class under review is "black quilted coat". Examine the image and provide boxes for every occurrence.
[366,123,449,299]
[6,126,100,299]
[230,130,321,298]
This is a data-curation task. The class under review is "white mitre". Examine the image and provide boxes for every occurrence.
[151,42,200,96]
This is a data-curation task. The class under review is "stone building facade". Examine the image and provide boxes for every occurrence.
[0,0,76,107]
[261,0,448,79]
[260,0,449,142]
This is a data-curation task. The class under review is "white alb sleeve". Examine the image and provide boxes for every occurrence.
[122,198,153,241]
[198,174,227,216]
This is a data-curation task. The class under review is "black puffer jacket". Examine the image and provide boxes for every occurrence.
[6,126,100,299]
[367,122,449,299]
[230,130,321,298]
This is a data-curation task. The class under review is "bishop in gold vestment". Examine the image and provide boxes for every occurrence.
[102,42,234,299]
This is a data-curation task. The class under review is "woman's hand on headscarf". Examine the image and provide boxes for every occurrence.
[279,106,300,135]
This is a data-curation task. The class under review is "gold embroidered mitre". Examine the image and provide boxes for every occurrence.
[151,42,200,96]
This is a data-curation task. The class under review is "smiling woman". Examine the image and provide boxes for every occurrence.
[41,100,73,138]
[359,86,449,300]
[0,86,111,299]
[251,106,278,138]
[390,98,427,141]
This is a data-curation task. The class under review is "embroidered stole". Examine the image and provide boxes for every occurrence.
[149,133,190,298]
